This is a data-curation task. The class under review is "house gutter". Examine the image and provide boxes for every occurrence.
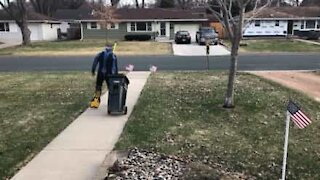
[78,20,84,41]
[246,17,320,21]
[79,19,209,22]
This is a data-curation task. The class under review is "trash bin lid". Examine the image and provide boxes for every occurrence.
[108,74,130,84]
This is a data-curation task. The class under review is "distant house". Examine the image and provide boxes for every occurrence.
[0,11,61,43]
[54,5,209,42]
[244,6,320,37]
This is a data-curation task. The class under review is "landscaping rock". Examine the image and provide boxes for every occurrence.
[106,148,189,180]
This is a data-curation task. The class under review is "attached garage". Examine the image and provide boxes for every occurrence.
[174,24,199,42]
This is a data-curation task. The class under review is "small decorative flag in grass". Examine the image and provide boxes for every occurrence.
[149,65,157,73]
[287,100,312,129]
[125,64,134,72]
[282,100,312,180]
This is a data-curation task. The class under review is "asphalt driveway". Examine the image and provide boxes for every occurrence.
[172,43,230,56]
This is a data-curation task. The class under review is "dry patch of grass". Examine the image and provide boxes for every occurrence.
[240,39,320,53]
[0,72,94,179]
[116,72,320,179]
[0,40,172,56]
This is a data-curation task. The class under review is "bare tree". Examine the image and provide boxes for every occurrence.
[111,0,120,6]
[142,0,145,8]
[135,0,139,8]
[0,0,31,45]
[176,0,193,9]
[93,5,119,43]
[207,0,272,108]
[31,0,86,16]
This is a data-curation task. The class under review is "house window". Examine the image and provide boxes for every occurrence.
[130,23,135,31]
[108,23,118,30]
[275,20,280,27]
[91,22,98,29]
[0,22,9,32]
[137,22,147,31]
[255,20,261,27]
[306,20,315,29]
[130,22,152,32]
[301,21,305,29]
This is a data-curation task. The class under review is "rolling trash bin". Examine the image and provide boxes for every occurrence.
[107,74,130,115]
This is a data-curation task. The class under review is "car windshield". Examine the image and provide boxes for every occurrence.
[201,29,215,34]
[178,31,189,35]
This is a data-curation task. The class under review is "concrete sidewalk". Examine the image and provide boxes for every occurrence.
[11,72,150,180]
[0,42,20,49]
[294,39,320,46]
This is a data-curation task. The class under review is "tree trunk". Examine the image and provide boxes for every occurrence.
[223,41,239,108]
[142,0,145,8]
[135,0,139,8]
[18,20,31,46]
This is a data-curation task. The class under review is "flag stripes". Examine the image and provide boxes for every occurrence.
[287,101,312,129]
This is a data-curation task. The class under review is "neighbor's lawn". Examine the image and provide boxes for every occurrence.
[116,72,320,179]
[240,39,320,53]
[0,72,93,179]
[0,40,172,56]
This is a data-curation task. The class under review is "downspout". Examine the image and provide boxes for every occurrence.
[80,20,84,41]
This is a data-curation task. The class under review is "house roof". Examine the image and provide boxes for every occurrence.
[246,6,320,19]
[0,10,59,23]
[53,5,208,22]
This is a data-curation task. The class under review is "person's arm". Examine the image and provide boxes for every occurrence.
[91,52,101,75]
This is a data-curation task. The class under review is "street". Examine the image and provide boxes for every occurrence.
[0,54,319,72]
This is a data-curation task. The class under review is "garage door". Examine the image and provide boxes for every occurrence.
[174,24,199,42]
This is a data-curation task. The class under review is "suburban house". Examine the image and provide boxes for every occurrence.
[244,6,320,37]
[0,11,61,43]
[54,5,209,42]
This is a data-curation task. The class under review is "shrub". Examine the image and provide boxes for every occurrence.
[125,34,151,41]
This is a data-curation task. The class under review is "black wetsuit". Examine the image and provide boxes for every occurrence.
[91,48,118,91]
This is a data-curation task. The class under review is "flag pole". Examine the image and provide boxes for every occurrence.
[281,111,291,180]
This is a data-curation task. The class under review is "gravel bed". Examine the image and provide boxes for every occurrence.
[106,148,189,180]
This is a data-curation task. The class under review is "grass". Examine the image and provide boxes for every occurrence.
[240,39,320,53]
[0,40,172,56]
[0,72,94,179]
[115,72,320,179]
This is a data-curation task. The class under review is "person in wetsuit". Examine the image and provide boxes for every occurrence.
[90,44,118,108]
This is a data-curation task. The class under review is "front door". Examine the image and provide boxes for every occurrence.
[287,20,293,35]
[160,22,166,36]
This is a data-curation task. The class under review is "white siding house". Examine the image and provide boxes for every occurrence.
[244,7,320,37]
[0,11,61,43]
[244,20,288,36]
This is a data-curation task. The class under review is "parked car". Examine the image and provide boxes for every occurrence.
[175,31,191,44]
[196,27,219,45]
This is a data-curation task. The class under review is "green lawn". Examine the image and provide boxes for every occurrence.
[240,39,320,53]
[0,40,171,56]
[115,72,320,179]
[0,72,93,179]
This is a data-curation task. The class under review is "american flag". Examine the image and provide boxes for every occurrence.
[125,64,134,72]
[149,65,157,73]
[287,100,312,129]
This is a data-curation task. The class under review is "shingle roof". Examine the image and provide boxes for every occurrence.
[53,5,208,21]
[0,10,59,22]
[246,6,320,19]
[114,8,207,20]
